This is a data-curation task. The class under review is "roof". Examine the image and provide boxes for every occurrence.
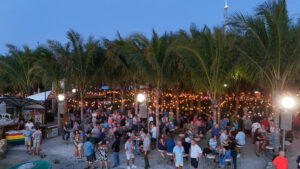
[27,91,51,101]
[0,96,44,110]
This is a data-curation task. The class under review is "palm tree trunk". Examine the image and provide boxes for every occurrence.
[80,93,85,130]
[273,95,280,154]
[155,87,160,137]
[112,86,115,101]
[235,94,240,112]
[134,84,139,117]
[57,100,61,135]
[175,88,180,122]
[120,88,125,114]
[211,99,218,126]
[197,98,201,114]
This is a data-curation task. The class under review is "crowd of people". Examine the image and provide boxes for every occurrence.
[18,104,300,169]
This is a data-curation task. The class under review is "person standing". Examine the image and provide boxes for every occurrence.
[243,116,252,137]
[294,154,300,169]
[25,120,34,130]
[150,122,157,150]
[111,136,120,168]
[125,137,137,169]
[84,137,95,169]
[91,123,100,144]
[190,139,202,169]
[173,141,184,169]
[229,137,238,169]
[211,124,219,139]
[78,129,85,159]
[166,134,176,161]
[23,126,32,153]
[32,127,42,156]
[143,131,150,169]
[97,140,108,169]
[273,151,288,169]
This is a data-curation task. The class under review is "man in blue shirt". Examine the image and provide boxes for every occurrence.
[220,117,228,130]
[209,135,218,150]
[99,128,106,142]
[23,126,32,153]
[166,134,175,161]
[173,141,184,169]
[211,124,219,139]
[235,130,246,146]
[84,138,95,169]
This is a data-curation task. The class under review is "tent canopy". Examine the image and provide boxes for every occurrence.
[27,91,51,101]
[0,97,44,110]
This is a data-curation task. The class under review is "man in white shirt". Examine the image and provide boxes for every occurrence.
[25,120,34,130]
[190,139,202,169]
[220,130,228,146]
[92,111,97,126]
[150,122,157,149]
[235,130,246,146]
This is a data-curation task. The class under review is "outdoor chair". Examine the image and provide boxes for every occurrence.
[284,141,291,152]
[178,134,185,138]
[225,158,233,169]
[265,146,274,159]
[166,152,173,164]
[236,145,244,157]
[158,149,165,158]
[205,153,216,168]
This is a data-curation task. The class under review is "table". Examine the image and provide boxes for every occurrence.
[5,130,36,145]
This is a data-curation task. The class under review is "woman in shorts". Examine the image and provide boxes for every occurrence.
[254,128,264,156]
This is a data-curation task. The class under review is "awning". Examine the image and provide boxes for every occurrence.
[0,97,45,110]
[26,91,51,101]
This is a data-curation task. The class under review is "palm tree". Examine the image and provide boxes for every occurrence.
[176,26,234,125]
[229,0,300,153]
[131,30,177,136]
[0,45,38,96]
[50,30,106,129]
[33,45,67,133]
[104,33,146,114]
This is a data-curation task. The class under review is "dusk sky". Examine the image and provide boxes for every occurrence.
[0,0,299,54]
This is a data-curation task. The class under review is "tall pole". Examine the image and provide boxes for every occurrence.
[45,91,47,124]
[224,0,229,31]
[282,130,285,152]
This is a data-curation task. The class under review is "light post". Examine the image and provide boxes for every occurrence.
[72,88,77,94]
[58,94,65,102]
[281,96,295,151]
[137,93,149,131]
[57,94,65,135]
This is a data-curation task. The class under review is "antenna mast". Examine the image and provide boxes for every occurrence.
[224,0,228,22]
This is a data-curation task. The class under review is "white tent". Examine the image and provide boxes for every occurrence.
[27,91,51,101]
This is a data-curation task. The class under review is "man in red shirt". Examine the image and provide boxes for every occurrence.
[273,151,288,169]
[261,117,270,128]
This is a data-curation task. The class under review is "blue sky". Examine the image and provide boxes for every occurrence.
[0,0,299,54]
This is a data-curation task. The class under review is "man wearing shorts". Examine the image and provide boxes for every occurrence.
[190,139,202,169]
[78,129,85,159]
[32,127,42,156]
[173,141,184,169]
[23,126,32,153]
[84,137,95,169]
[125,137,136,169]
